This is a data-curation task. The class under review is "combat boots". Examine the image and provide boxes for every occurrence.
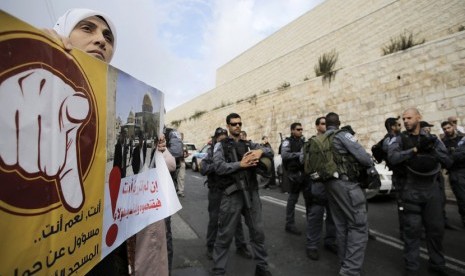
[255,266,272,276]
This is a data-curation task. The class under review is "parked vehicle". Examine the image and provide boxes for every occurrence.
[191,144,211,172]
[183,143,197,167]
[365,162,394,199]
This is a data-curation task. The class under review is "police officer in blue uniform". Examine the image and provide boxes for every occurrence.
[324,112,374,276]
[388,108,453,276]
[441,120,465,228]
[200,127,252,260]
[281,122,306,235]
[212,113,272,276]
[302,117,337,260]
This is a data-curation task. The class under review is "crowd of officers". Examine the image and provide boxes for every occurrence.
[199,108,465,276]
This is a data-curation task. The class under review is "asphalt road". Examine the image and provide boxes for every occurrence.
[171,170,465,276]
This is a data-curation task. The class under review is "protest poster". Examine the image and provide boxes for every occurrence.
[0,11,181,275]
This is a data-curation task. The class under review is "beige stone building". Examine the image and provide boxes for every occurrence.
[166,0,465,153]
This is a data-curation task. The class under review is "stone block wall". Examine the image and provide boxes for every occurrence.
[167,0,465,122]
[172,32,465,151]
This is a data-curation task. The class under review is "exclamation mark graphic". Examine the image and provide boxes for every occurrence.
[106,166,121,246]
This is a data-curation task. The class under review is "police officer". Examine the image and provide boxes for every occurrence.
[281,122,306,235]
[441,120,465,228]
[212,113,272,276]
[372,117,404,236]
[388,108,453,276]
[324,112,374,276]
[303,117,337,260]
[200,127,253,260]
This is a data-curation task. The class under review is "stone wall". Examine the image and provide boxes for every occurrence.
[174,31,465,151]
[167,0,465,123]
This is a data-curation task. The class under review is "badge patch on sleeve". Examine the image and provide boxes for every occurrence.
[389,137,397,145]
[344,133,357,142]
[214,143,221,153]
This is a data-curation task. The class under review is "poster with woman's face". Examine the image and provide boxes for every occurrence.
[0,11,179,276]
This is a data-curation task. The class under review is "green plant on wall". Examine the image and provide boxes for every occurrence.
[382,30,425,55]
[213,100,233,110]
[277,81,290,91]
[314,49,338,84]
[189,110,207,120]
[246,94,257,104]
[171,119,182,128]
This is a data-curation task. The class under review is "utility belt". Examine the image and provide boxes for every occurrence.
[223,183,240,195]
[337,173,358,182]
[222,182,256,195]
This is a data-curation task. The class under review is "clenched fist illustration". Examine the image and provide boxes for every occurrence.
[0,68,89,211]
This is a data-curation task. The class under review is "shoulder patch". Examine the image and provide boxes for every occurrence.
[458,137,465,147]
[213,143,222,153]
[388,136,397,145]
[344,132,357,142]
[282,140,290,147]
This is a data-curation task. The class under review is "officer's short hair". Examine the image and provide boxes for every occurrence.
[226,113,241,124]
[290,122,301,130]
[441,121,452,128]
[315,117,325,126]
[325,112,340,127]
[385,116,400,132]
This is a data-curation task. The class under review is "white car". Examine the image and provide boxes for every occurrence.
[365,162,394,199]
[183,143,197,167]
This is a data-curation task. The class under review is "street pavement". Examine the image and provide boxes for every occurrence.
[171,170,465,276]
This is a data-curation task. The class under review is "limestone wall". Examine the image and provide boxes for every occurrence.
[216,0,465,85]
[173,31,465,153]
[167,0,465,123]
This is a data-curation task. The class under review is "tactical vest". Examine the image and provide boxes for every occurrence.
[205,146,220,189]
[442,134,465,169]
[282,137,304,172]
[217,138,258,190]
[331,130,363,181]
[400,131,441,176]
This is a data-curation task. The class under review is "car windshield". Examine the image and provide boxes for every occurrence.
[201,145,210,153]
[185,144,196,150]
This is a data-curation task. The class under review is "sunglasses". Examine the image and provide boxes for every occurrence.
[451,120,458,124]
[229,122,242,127]
[319,123,326,125]
[295,128,303,131]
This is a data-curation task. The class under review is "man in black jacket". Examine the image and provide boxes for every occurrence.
[388,108,453,275]
[281,122,306,235]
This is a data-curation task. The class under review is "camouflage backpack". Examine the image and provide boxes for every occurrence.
[303,131,339,181]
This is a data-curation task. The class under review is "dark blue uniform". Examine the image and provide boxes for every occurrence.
[200,144,249,258]
[325,126,374,276]
[281,136,306,232]
[212,138,272,276]
[441,133,465,227]
[388,130,453,273]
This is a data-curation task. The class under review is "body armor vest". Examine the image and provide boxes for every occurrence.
[401,131,441,176]
[283,137,304,172]
[217,138,259,190]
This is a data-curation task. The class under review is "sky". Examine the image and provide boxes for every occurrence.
[1,0,324,111]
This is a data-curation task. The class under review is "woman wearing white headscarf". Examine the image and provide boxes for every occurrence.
[44,8,116,63]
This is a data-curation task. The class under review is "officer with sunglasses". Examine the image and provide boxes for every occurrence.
[281,122,306,236]
[212,113,273,276]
